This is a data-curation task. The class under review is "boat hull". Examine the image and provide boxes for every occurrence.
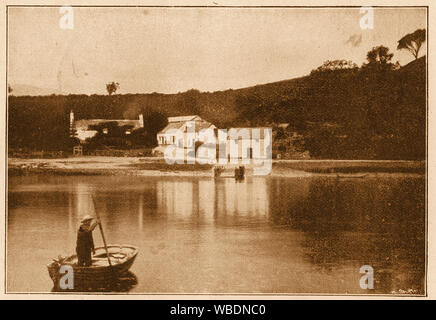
[47,244,138,290]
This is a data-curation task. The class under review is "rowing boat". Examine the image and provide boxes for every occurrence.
[47,244,138,290]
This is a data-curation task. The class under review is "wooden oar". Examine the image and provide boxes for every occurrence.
[91,195,112,267]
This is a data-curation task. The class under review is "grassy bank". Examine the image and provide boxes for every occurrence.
[124,160,214,171]
[8,167,130,177]
[273,160,426,174]
[7,157,425,177]
[7,156,214,177]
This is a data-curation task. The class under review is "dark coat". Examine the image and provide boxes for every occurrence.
[76,226,95,255]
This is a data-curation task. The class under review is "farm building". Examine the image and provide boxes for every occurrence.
[69,110,144,143]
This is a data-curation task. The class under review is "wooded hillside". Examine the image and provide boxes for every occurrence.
[8,56,426,159]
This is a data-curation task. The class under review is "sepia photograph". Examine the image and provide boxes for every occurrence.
[5,4,428,296]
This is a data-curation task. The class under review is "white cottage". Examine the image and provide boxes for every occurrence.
[154,115,216,155]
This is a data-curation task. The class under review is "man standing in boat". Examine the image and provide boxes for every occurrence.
[76,215,100,267]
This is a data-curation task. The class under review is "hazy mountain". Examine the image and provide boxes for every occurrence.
[8,84,65,96]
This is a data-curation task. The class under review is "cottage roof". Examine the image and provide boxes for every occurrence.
[158,121,186,133]
[75,119,142,131]
[168,115,202,123]
[158,115,215,134]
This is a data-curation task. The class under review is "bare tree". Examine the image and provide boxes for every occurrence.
[106,82,120,95]
[397,29,426,60]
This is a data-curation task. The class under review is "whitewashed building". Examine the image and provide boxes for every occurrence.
[154,115,216,155]
[217,127,271,162]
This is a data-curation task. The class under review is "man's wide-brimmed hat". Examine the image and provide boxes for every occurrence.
[80,215,94,223]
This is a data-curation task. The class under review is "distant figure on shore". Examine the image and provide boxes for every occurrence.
[235,166,245,181]
[76,215,99,267]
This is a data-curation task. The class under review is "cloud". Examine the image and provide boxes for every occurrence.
[345,34,363,47]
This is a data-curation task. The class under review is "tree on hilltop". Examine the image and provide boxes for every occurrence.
[362,45,398,71]
[397,29,426,60]
[106,82,120,95]
[310,59,358,74]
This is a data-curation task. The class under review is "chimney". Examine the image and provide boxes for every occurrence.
[69,110,74,136]
[138,114,144,127]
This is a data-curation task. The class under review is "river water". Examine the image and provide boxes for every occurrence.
[7,174,425,294]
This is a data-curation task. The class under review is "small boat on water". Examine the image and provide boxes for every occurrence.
[47,244,138,290]
[213,165,246,180]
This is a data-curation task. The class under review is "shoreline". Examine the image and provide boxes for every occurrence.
[7,156,426,177]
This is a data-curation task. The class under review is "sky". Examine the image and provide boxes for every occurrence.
[8,7,427,95]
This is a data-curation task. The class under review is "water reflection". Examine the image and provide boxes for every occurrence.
[269,176,425,294]
[7,174,425,294]
[155,178,269,225]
